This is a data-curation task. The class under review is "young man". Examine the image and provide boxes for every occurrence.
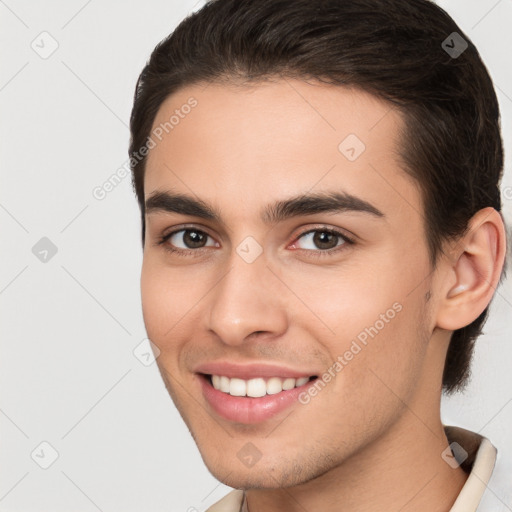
[128,0,509,510]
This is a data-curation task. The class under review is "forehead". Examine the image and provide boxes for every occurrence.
[144,79,420,223]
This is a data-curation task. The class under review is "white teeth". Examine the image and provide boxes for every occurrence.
[295,377,309,387]
[229,378,246,396]
[210,375,313,396]
[220,376,230,393]
[266,377,283,395]
[246,378,267,397]
[282,378,296,390]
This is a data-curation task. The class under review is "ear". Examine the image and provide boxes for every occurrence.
[436,207,507,331]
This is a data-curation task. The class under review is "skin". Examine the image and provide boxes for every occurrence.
[140,79,506,511]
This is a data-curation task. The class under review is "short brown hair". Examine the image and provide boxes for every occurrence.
[129,0,505,394]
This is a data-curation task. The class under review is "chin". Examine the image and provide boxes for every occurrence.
[200,449,334,490]
[206,466,301,490]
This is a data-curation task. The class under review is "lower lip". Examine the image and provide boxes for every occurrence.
[198,374,315,424]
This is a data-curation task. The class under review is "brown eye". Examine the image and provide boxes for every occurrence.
[295,229,348,251]
[166,229,217,250]
[312,231,339,250]
[182,230,207,248]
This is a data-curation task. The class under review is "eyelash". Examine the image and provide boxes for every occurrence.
[156,225,355,259]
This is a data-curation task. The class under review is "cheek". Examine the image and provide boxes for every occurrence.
[280,254,431,393]
[140,261,166,339]
[279,258,407,345]
[290,296,429,451]
[140,258,195,343]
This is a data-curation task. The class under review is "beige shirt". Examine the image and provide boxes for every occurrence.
[206,425,507,512]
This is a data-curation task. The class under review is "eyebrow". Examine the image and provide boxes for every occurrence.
[145,189,384,224]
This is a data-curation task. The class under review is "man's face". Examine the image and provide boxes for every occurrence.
[141,79,441,488]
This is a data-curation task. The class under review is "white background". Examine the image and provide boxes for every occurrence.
[1,1,511,510]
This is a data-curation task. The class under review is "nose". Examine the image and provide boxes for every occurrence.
[205,249,288,346]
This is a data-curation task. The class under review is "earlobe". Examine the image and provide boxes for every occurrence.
[436,207,506,331]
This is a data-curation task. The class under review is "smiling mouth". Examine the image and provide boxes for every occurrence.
[202,373,318,398]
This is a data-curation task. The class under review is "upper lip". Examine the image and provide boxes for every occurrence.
[194,361,318,380]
